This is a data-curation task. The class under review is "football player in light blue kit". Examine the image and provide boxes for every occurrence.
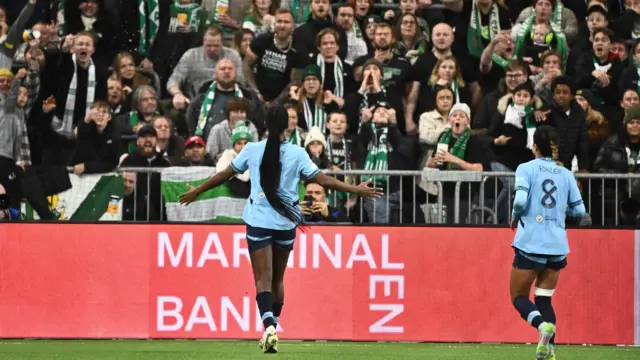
[509,125,585,360]
[179,106,383,353]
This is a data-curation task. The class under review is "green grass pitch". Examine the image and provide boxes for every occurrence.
[0,340,639,359]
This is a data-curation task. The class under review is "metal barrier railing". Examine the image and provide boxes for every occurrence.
[56,167,639,227]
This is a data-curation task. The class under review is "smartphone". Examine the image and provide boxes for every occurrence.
[303,195,314,206]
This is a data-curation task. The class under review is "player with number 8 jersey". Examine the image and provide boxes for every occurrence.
[508,125,585,360]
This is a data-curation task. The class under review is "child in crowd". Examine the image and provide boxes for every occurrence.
[305,126,331,169]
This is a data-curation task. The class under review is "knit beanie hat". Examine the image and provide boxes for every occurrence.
[624,104,640,124]
[449,103,471,120]
[304,126,327,148]
[0,69,14,79]
[231,121,253,144]
[362,58,383,74]
[575,89,598,109]
[303,64,322,82]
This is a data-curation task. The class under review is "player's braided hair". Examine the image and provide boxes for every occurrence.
[260,106,305,226]
[534,125,563,166]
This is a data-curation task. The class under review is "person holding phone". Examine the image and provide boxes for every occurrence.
[301,180,351,223]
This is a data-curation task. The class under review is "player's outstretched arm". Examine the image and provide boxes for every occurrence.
[313,173,383,199]
[179,167,237,205]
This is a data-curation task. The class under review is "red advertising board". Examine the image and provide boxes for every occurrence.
[0,224,635,344]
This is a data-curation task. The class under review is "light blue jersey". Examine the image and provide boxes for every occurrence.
[230,140,321,230]
[511,158,585,256]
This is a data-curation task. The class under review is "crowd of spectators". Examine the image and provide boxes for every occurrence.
[2,0,640,225]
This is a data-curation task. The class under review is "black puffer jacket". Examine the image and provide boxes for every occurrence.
[594,133,630,175]
[542,101,589,170]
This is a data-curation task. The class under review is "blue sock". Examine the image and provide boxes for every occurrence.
[513,296,544,329]
[535,296,556,345]
[273,302,283,327]
[256,291,275,329]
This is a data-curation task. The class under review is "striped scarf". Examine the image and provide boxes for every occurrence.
[361,124,388,185]
[317,55,344,98]
[196,81,243,136]
[438,127,470,170]
[51,54,95,139]
[139,0,160,57]
[303,98,326,131]
[57,0,66,37]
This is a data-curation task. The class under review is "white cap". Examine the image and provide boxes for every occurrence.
[449,103,471,121]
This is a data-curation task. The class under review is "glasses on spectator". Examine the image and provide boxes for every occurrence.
[505,73,525,80]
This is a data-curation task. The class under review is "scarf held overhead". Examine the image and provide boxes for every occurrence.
[169,1,201,33]
[139,0,160,57]
[361,124,389,185]
[51,54,96,139]
[196,81,243,136]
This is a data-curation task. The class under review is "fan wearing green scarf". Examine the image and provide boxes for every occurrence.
[514,0,578,42]
[479,31,514,73]
[169,0,202,34]
[360,101,397,186]
[513,0,569,67]
[429,103,483,171]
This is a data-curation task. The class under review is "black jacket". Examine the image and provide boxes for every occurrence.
[63,0,115,67]
[574,52,625,109]
[542,101,590,170]
[356,123,415,193]
[304,204,351,223]
[472,85,507,131]
[120,151,171,221]
[293,16,348,61]
[70,121,121,173]
[342,90,388,136]
[594,133,630,175]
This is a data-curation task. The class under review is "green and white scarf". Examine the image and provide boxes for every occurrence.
[468,0,501,57]
[127,111,146,152]
[288,128,302,146]
[57,0,66,37]
[438,127,471,170]
[51,54,96,139]
[552,1,564,30]
[451,81,460,104]
[139,0,160,57]
[169,1,201,33]
[361,124,389,185]
[468,1,510,67]
[592,56,612,104]
[303,98,327,130]
[515,14,567,67]
[504,102,535,149]
[290,0,311,24]
[196,81,243,136]
[352,22,362,39]
[317,54,344,98]
[636,64,640,95]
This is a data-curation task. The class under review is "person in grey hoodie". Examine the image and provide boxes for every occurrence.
[0,0,36,70]
[0,68,31,209]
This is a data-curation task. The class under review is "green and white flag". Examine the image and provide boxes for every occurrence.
[161,167,247,223]
[22,173,124,221]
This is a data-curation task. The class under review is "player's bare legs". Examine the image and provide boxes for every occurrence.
[535,269,561,359]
